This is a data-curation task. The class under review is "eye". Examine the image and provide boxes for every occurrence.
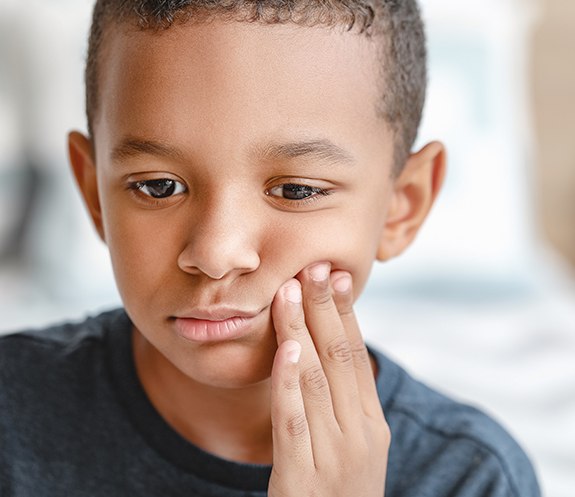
[266,183,328,201]
[133,178,186,199]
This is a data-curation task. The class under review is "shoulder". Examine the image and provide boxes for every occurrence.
[0,308,130,433]
[0,308,128,394]
[369,346,541,497]
[0,308,136,490]
[0,308,126,358]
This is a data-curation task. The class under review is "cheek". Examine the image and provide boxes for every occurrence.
[102,199,183,305]
[329,235,379,298]
[264,212,381,295]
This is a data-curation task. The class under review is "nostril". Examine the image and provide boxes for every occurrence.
[176,235,261,280]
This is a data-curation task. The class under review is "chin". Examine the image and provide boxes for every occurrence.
[173,338,277,390]
[198,368,272,390]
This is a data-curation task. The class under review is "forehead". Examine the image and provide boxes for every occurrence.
[95,20,391,167]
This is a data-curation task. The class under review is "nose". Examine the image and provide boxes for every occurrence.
[177,194,261,280]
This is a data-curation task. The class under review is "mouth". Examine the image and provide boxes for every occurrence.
[171,307,267,343]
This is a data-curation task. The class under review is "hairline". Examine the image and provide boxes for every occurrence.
[86,4,423,176]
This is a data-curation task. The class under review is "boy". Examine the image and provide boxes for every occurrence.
[0,1,540,496]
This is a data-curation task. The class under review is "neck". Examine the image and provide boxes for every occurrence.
[132,329,274,464]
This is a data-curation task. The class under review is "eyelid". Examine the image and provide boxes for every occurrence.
[264,178,335,209]
[135,179,187,196]
[125,174,188,207]
[266,183,328,199]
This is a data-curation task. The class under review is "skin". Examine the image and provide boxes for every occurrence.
[68,20,445,494]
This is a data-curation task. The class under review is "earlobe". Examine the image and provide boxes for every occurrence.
[376,141,446,261]
[68,131,106,242]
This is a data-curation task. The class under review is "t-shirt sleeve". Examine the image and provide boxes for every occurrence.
[371,348,541,497]
[385,400,541,497]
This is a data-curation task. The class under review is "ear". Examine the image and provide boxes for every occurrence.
[68,131,106,242]
[377,141,446,261]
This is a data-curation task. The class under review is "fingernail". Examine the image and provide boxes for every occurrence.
[284,283,302,304]
[309,263,330,282]
[285,340,301,364]
[333,274,351,293]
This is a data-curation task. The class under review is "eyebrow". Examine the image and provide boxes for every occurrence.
[111,137,186,163]
[254,138,355,166]
[110,136,355,167]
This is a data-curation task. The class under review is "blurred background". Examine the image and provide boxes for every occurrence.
[0,0,573,495]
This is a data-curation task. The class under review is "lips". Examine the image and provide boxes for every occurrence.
[172,307,266,343]
[176,308,261,321]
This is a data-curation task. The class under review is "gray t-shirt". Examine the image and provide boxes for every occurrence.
[0,308,540,496]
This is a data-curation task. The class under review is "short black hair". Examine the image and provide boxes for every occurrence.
[85,0,427,173]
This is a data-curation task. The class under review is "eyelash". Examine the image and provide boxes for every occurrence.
[126,178,187,207]
[125,178,333,209]
[265,183,333,207]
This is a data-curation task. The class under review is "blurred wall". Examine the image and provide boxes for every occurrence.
[531,0,575,270]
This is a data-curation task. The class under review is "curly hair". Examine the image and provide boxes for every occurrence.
[85,0,426,172]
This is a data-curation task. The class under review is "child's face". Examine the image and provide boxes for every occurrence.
[71,21,440,388]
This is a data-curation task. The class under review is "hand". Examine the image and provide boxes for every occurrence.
[268,262,390,497]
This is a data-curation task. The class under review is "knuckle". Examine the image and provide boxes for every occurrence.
[336,298,355,317]
[325,337,353,365]
[282,375,300,392]
[369,415,392,446]
[310,290,333,310]
[379,419,392,444]
[286,317,307,336]
[286,412,308,438]
[338,306,355,319]
[301,366,329,394]
[350,340,370,367]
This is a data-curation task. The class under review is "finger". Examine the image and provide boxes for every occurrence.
[298,263,362,430]
[331,271,385,420]
[270,339,315,472]
[272,279,337,441]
